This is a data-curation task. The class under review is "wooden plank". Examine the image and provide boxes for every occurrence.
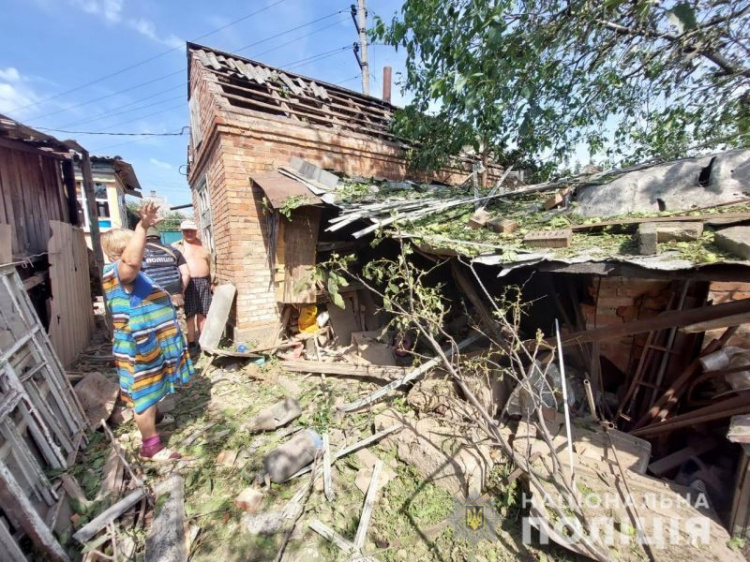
[145,476,187,562]
[681,312,750,334]
[729,451,750,538]
[648,440,717,475]
[0,461,69,562]
[571,211,750,232]
[199,284,236,353]
[451,261,509,349]
[279,360,406,379]
[0,516,27,562]
[48,222,94,367]
[0,224,10,264]
[550,298,750,348]
[354,459,383,550]
[281,207,321,303]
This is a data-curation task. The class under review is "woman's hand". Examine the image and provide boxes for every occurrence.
[139,201,162,229]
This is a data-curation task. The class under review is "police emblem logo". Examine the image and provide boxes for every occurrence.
[465,505,484,531]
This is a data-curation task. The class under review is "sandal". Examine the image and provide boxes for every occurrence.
[140,447,181,462]
[155,413,175,426]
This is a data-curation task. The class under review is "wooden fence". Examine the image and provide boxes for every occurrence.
[48,221,95,367]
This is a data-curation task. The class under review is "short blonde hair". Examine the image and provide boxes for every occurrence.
[101,228,133,260]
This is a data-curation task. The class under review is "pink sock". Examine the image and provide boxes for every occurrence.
[141,435,163,457]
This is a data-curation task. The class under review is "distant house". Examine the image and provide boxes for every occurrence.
[185,42,504,343]
[74,156,141,248]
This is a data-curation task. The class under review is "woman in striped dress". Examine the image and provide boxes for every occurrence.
[100,202,194,461]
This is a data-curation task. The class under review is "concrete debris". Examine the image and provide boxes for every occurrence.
[406,377,456,414]
[264,429,322,483]
[245,397,302,432]
[374,409,491,499]
[234,488,264,513]
[715,226,750,260]
[73,372,119,430]
[638,221,704,255]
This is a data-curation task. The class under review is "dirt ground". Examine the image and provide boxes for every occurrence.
[67,348,584,562]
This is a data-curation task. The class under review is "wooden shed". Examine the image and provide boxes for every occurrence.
[0,114,95,366]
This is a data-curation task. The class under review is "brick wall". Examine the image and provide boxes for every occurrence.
[187,60,506,342]
[705,282,750,349]
[582,277,672,374]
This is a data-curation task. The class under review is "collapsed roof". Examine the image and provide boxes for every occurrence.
[267,151,750,278]
[187,42,396,142]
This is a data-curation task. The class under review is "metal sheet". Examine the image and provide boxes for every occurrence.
[251,171,322,209]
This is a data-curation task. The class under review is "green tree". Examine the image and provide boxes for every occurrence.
[126,201,185,231]
[374,0,750,178]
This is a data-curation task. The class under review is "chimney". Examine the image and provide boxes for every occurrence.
[382,66,392,104]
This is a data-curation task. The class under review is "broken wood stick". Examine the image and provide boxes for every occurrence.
[322,433,334,502]
[100,420,144,490]
[632,393,750,437]
[288,424,402,480]
[337,332,482,413]
[279,360,408,380]
[308,520,356,554]
[354,459,383,550]
[73,480,173,544]
[547,298,750,348]
[0,461,70,562]
[145,475,187,562]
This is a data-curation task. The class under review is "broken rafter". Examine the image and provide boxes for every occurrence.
[548,298,750,348]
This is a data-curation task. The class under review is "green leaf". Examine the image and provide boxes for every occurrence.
[331,291,345,309]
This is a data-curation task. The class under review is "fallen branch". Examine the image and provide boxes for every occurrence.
[337,333,482,413]
[73,480,172,544]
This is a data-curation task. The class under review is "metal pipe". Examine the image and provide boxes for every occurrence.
[584,378,598,421]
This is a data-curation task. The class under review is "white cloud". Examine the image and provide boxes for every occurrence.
[0,68,21,82]
[149,158,172,170]
[127,18,183,49]
[68,0,182,49]
[0,68,42,115]
[71,0,123,23]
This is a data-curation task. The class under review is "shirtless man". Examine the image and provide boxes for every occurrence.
[173,220,212,352]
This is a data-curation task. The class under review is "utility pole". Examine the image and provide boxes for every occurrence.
[351,1,370,95]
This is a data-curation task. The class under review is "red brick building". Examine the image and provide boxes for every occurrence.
[186,43,502,342]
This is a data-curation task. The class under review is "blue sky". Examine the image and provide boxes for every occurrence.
[0,0,408,206]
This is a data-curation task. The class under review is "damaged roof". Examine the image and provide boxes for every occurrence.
[0,112,75,156]
[187,42,396,142]
[280,151,750,277]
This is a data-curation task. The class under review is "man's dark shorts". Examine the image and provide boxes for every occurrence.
[185,277,212,317]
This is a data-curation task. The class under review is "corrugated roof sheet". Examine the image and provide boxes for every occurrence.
[251,171,322,208]
[187,42,396,141]
[0,113,74,155]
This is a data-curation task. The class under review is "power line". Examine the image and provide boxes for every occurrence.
[57,93,184,129]
[283,46,350,70]
[37,102,188,135]
[252,17,347,60]
[26,73,185,123]
[35,128,187,137]
[9,0,290,113]
[234,10,345,54]
[22,10,346,124]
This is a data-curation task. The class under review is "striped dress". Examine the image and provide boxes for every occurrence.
[103,262,194,414]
